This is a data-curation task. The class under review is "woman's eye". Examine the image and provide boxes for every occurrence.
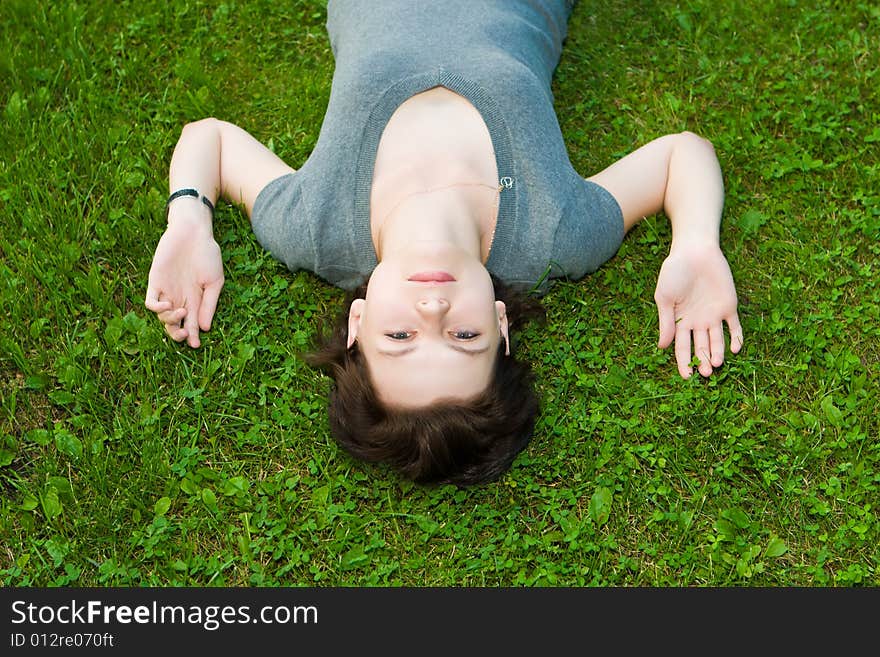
[386,331,412,340]
[452,330,480,340]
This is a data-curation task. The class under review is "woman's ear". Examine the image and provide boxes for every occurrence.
[495,300,510,356]
[347,298,366,349]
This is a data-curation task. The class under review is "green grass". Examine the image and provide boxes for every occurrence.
[1,0,877,587]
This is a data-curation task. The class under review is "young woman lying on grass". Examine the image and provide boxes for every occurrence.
[145,0,743,487]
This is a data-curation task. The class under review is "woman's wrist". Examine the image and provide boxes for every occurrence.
[670,233,720,251]
[667,236,724,263]
[166,196,214,233]
[167,187,214,213]
[668,215,720,252]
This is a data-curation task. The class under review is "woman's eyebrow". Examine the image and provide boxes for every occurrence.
[376,347,416,357]
[449,344,490,355]
[376,344,490,357]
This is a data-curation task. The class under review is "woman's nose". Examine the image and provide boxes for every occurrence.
[416,298,449,316]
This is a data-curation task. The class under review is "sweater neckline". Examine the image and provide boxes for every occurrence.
[352,68,517,277]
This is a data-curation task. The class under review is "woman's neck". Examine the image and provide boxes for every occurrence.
[374,183,498,262]
[369,87,501,263]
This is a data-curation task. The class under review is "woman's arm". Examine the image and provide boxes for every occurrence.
[145,118,295,348]
[587,131,743,379]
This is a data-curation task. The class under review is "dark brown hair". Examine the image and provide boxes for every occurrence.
[305,275,544,487]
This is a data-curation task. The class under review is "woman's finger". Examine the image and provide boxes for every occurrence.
[709,323,726,367]
[199,279,223,332]
[145,285,173,313]
[674,321,693,379]
[157,307,186,325]
[692,328,713,377]
[727,313,744,353]
[656,298,676,349]
[164,321,188,343]
[184,290,203,348]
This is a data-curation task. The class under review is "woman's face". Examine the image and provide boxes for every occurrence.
[348,243,509,407]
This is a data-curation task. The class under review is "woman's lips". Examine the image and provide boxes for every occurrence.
[408,271,456,282]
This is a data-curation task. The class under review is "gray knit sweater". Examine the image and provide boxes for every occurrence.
[251,0,623,292]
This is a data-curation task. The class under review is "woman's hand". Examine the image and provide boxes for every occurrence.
[586,132,742,378]
[144,118,295,348]
[654,243,743,378]
[145,214,224,348]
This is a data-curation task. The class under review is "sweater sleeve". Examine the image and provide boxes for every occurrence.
[550,178,625,280]
[250,172,316,275]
